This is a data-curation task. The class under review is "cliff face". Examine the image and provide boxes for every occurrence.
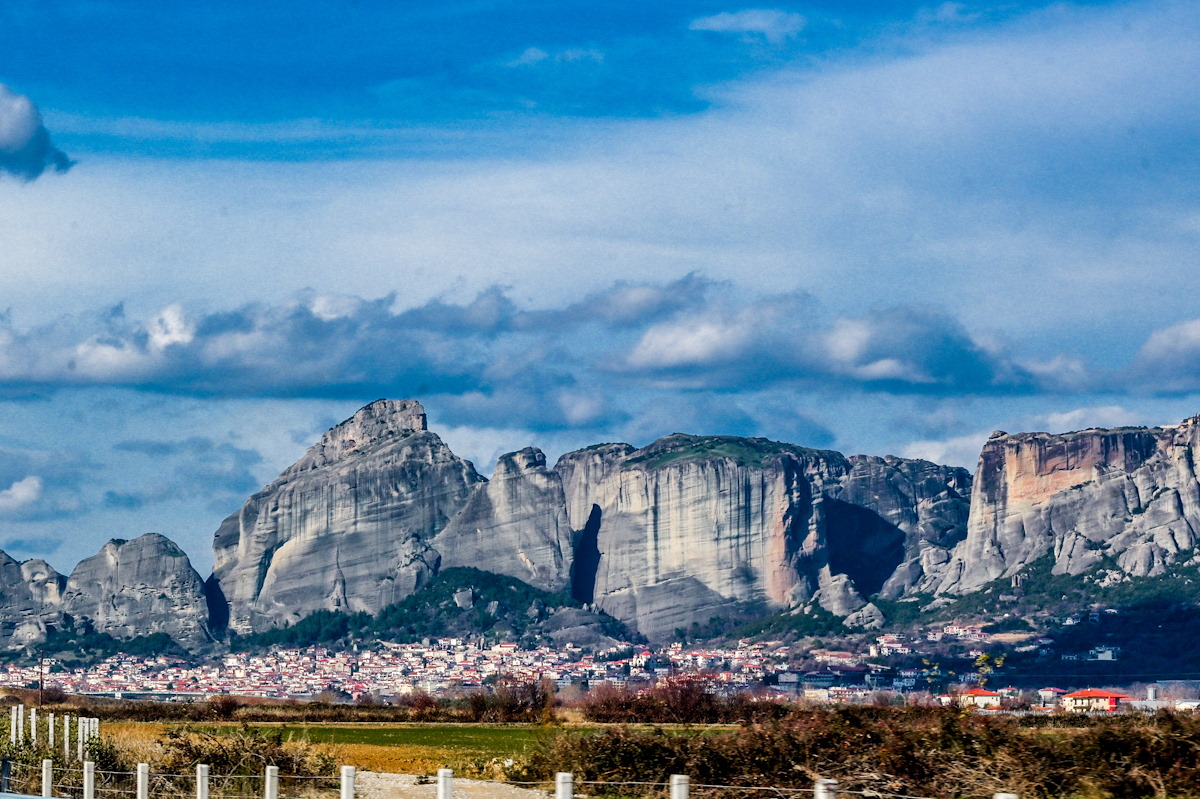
[432,447,574,592]
[928,420,1200,594]
[211,399,483,633]
[62,533,211,646]
[554,435,971,639]
[0,553,64,647]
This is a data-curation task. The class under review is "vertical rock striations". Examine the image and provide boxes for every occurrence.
[62,533,211,646]
[0,552,64,647]
[211,399,483,633]
[433,447,574,592]
[554,434,971,639]
[929,419,1200,594]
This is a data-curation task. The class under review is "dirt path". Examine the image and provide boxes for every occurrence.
[356,771,550,799]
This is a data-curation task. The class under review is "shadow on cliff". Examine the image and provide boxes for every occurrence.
[571,504,602,604]
[823,498,905,597]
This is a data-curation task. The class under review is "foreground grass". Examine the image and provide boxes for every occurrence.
[150,722,547,774]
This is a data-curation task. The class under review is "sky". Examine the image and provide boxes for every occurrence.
[1,0,1199,575]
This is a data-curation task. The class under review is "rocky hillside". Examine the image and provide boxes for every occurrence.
[7,399,1200,651]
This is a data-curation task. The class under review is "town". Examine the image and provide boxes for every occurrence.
[0,619,1189,712]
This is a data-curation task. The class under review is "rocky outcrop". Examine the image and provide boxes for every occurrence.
[210,399,483,633]
[833,456,973,598]
[0,553,64,647]
[928,419,1200,594]
[432,447,573,592]
[554,434,971,639]
[62,533,210,646]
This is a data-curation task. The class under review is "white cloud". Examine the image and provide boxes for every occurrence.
[690,9,806,44]
[1034,405,1144,433]
[0,476,43,513]
[901,432,990,470]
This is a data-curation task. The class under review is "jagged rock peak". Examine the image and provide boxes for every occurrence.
[288,399,429,473]
[495,446,548,476]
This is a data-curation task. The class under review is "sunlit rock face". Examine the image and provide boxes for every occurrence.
[928,419,1200,594]
[211,399,483,633]
[62,533,210,646]
[0,552,64,647]
[432,447,574,592]
[554,435,971,640]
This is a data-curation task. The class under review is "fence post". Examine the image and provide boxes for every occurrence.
[1,759,10,793]
[77,717,84,760]
[670,774,689,799]
[41,758,52,798]
[30,708,37,745]
[49,714,55,747]
[994,794,1019,799]
[8,707,14,745]
[83,761,95,799]
[436,768,453,799]
[137,763,149,799]
[340,766,355,799]
[16,704,23,742]
[265,765,279,799]
[815,779,838,799]
[555,772,573,799]
[63,716,70,759]
[197,764,209,799]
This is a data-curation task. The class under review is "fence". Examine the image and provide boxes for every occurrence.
[7,705,99,761]
[0,766,1025,799]
[0,760,351,799]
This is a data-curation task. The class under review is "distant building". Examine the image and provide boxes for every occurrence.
[1062,689,1131,713]
[958,687,1002,708]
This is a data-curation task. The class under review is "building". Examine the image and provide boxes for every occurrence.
[958,687,1002,708]
[1062,689,1131,713]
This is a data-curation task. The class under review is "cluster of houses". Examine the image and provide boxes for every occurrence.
[0,640,796,700]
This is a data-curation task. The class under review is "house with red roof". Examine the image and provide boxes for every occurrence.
[1063,689,1131,713]
[958,687,1002,709]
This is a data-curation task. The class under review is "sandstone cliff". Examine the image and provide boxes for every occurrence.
[928,419,1200,595]
[62,533,211,646]
[210,399,484,633]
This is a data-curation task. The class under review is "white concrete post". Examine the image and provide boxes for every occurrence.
[555,772,573,799]
[436,769,453,799]
[83,761,95,799]
[30,707,37,744]
[63,716,70,759]
[41,758,52,798]
[49,713,55,746]
[340,766,355,799]
[196,764,209,799]
[994,794,1019,799]
[814,779,839,799]
[77,716,84,760]
[264,765,279,799]
[9,706,15,744]
[136,763,149,799]
[670,774,689,799]
[16,704,24,741]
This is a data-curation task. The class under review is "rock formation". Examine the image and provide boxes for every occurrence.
[62,533,211,646]
[210,399,483,633]
[0,552,64,647]
[432,447,573,592]
[928,419,1200,595]
[554,434,971,639]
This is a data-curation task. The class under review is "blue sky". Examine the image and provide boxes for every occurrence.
[1,0,1199,575]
